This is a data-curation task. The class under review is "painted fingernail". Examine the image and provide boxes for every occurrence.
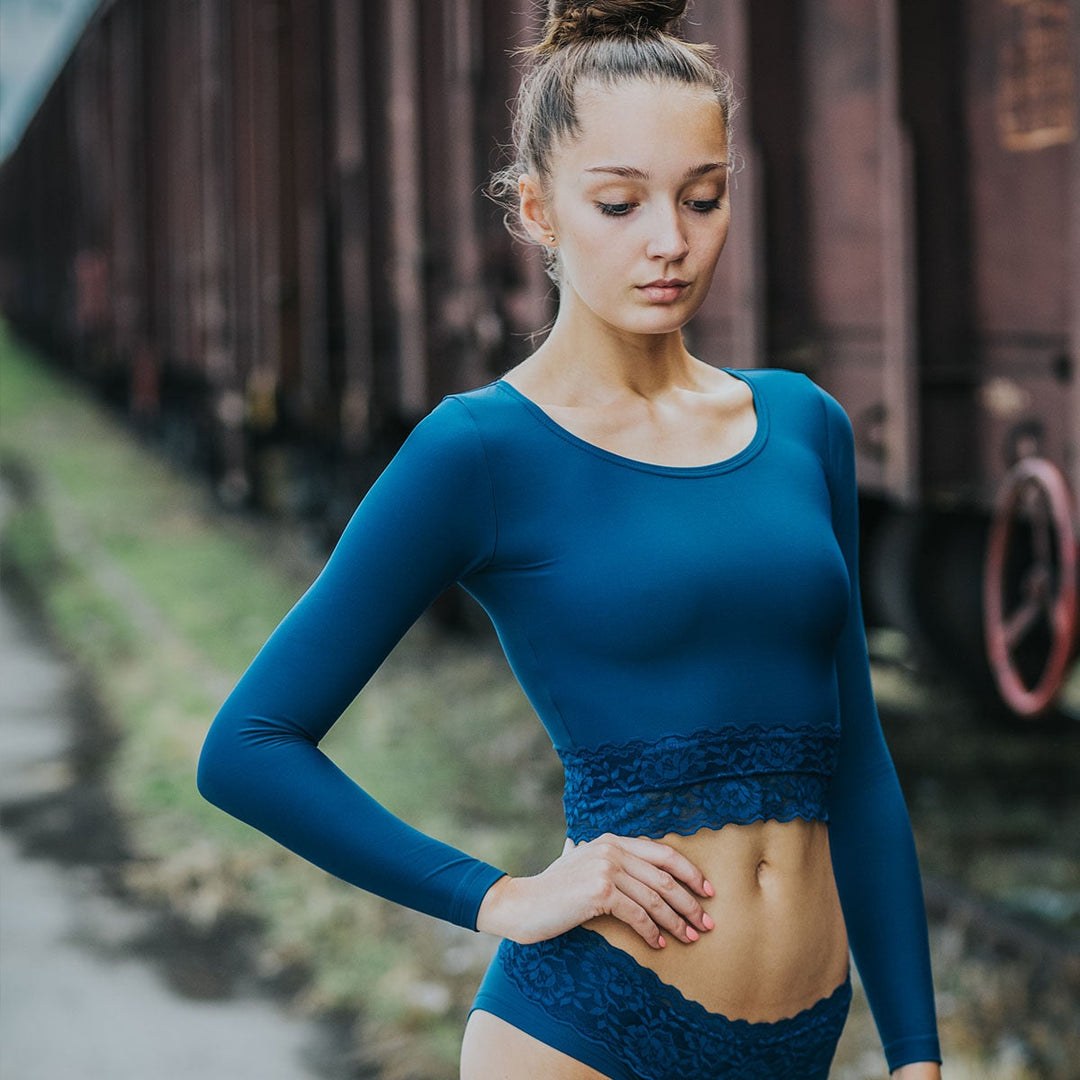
[657,935,667,948]
[703,880,715,897]
[702,913,715,931]
[685,926,699,942]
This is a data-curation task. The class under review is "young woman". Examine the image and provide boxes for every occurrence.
[198,2,943,1077]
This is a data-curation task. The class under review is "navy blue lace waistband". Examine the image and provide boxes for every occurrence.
[557,723,839,842]
[496,926,851,1078]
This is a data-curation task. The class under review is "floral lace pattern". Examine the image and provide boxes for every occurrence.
[557,723,840,842]
[496,926,850,1080]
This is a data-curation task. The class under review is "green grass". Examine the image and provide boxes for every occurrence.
[0,321,564,1078]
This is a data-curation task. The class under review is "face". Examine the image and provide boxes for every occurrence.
[520,78,731,336]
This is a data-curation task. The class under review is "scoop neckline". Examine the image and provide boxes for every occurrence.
[493,367,770,476]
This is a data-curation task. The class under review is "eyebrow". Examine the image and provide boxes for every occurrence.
[583,162,729,181]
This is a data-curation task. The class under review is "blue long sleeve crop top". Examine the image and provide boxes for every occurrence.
[197,366,941,1070]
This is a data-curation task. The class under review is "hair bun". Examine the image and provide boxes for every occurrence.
[537,0,689,53]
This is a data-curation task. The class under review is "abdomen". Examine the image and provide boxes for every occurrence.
[575,819,850,1021]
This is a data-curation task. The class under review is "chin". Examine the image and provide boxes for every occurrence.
[619,304,699,336]
[578,290,702,336]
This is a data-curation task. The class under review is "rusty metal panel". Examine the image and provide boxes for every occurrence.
[678,2,754,372]
[287,0,330,428]
[69,22,109,253]
[175,0,205,372]
[473,0,533,370]
[437,0,487,396]
[225,0,283,492]
[275,0,301,402]
[416,0,507,403]
[23,80,78,349]
[38,42,79,351]
[745,2,812,362]
[418,1,452,401]
[198,0,237,396]
[142,1,173,366]
[804,0,886,344]
[230,0,255,392]
[877,0,919,504]
[969,2,1073,340]
[488,1,556,353]
[107,1,148,374]
[388,0,428,414]
[330,0,373,450]
[793,0,893,503]
[997,0,1076,150]
[127,0,160,414]
[68,19,115,374]
[730,0,902,498]
[668,3,737,371]
[962,0,1077,509]
[252,0,284,420]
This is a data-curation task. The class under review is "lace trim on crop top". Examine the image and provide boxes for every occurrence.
[558,723,840,842]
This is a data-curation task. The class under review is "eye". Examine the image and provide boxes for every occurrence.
[596,202,636,217]
[687,198,722,213]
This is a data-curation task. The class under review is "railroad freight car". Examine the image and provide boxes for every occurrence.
[725,0,1080,717]
[1,0,1077,716]
[0,0,554,508]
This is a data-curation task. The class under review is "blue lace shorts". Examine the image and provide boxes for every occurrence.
[468,925,851,1080]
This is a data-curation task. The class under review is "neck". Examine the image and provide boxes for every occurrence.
[528,290,703,405]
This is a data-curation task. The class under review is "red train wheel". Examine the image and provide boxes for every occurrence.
[983,457,1079,718]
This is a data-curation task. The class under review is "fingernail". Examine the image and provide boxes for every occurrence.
[702,913,715,931]
[703,880,715,897]
[685,926,699,942]
[657,935,667,948]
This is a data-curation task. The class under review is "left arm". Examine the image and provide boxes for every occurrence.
[818,386,942,1074]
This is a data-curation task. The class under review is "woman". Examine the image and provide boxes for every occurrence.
[198,2,943,1077]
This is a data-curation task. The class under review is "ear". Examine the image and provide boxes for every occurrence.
[518,173,558,247]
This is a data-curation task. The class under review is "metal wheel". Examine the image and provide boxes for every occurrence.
[983,457,1079,717]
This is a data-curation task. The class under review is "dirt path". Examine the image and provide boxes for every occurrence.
[0,543,342,1079]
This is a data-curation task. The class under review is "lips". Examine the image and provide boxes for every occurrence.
[637,279,690,303]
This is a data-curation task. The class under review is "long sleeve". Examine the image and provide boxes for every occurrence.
[197,397,508,931]
[819,388,942,1071]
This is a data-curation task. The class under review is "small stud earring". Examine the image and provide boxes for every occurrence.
[548,234,557,244]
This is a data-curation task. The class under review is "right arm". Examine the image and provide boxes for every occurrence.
[197,398,506,930]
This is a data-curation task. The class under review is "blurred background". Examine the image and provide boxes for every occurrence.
[0,1,1078,1078]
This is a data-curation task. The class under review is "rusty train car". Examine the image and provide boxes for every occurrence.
[0,0,1078,717]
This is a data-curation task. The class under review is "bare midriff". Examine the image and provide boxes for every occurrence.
[567,819,849,1022]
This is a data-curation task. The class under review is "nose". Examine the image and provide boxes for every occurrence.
[645,204,690,262]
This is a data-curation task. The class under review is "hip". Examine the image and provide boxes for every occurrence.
[467,915,851,1080]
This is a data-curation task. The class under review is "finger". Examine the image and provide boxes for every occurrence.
[619,853,713,935]
[612,865,704,944]
[613,836,715,900]
[603,887,669,949]
[581,835,714,932]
